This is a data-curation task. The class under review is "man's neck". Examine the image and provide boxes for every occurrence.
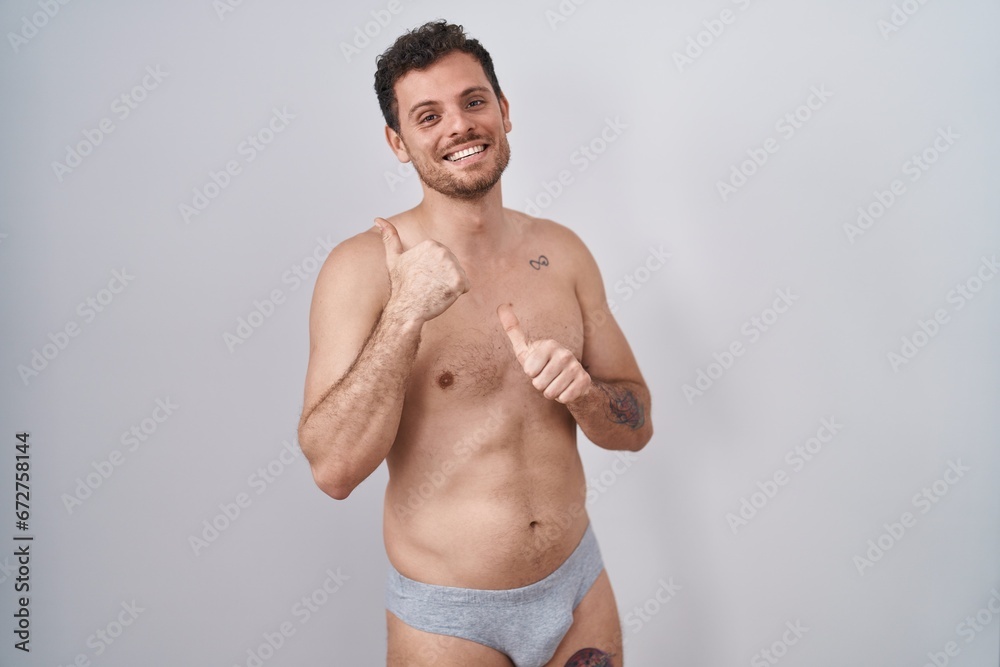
[413,184,509,260]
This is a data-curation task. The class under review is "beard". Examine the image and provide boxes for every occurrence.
[406,132,511,201]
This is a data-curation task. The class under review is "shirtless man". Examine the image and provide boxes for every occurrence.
[297,20,652,667]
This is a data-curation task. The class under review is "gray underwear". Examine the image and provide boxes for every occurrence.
[385,522,604,667]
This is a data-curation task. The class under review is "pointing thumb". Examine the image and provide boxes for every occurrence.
[374,217,403,263]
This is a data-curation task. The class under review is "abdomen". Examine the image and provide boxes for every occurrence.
[383,401,589,589]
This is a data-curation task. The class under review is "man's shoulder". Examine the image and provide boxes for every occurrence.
[313,223,388,296]
[324,209,423,265]
[326,224,384,262]
[506,208,605,298]
[505,208,591,256]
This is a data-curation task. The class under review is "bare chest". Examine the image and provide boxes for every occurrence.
[407,260,583,401]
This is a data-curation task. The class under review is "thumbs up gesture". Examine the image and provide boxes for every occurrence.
[374,217,470,324]
[497,303,592,404]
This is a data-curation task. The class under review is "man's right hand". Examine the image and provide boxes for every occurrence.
[374,217,470,324]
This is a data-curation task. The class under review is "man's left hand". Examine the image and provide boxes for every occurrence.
[497,303,592,404]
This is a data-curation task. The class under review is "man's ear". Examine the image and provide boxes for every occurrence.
[499,94,512,134]
[384,125,411,163]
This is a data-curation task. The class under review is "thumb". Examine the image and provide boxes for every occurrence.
[497,303,530,364]
[374,217,403,264]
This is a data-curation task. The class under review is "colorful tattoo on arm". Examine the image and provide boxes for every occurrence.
[565,647,614,666]
[597,383,645,430]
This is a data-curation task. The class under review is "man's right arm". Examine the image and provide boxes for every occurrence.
[297,218,469,500]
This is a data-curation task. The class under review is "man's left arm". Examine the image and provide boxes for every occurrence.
[497,229,653,452]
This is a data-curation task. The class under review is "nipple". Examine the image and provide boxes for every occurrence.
[437,371,455,389]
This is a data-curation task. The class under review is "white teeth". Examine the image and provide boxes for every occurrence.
[446,145,485,161]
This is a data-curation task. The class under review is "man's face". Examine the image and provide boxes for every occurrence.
[386,51,512,201]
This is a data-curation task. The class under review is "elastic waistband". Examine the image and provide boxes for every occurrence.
[386,522,598,606]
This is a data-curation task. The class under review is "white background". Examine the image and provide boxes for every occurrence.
[1,1,998,665]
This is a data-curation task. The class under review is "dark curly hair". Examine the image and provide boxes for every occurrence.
[374,20,503,134]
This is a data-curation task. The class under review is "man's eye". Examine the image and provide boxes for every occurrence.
[420,114,438,123]
[468,100,484,107]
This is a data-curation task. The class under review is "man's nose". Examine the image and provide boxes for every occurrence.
[445,107,476,136]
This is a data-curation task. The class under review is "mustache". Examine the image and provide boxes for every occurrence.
[442,135,490,153]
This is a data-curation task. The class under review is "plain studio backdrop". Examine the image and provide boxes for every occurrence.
[1,1,998,665]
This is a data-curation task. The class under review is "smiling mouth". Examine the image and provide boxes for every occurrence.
[444,144,487,161]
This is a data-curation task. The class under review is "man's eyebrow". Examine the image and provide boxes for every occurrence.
[407,86,492,119]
